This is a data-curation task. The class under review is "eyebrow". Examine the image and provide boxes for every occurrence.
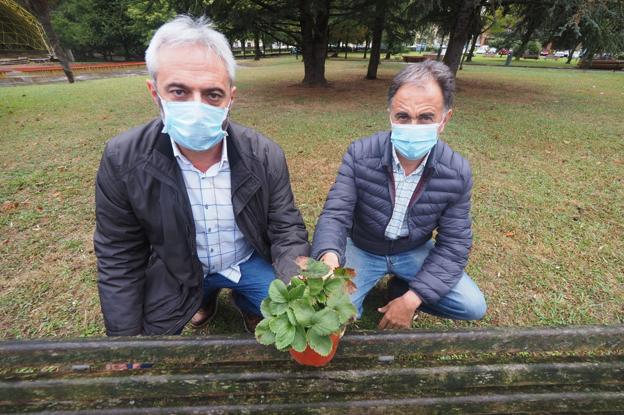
[164,83,226,95]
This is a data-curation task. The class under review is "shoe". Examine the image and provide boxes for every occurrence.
[229,291,263,334]
[190,289,220,329]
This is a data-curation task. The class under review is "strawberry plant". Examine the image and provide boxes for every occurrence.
[254,257,357,357]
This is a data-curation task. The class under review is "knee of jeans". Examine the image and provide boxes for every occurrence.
[465,293,487,320]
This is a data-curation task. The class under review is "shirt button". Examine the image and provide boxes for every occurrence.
[208,228,211,232]
[210,248,214,253]
[204,204,209,209]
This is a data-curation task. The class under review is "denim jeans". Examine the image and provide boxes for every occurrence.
[202,251,277,316]
[345,239,487,320]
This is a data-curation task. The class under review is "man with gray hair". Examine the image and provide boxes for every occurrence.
[94,15,309,336]
[311,60,486,329]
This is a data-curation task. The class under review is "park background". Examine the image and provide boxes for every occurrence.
[0,0,623,338]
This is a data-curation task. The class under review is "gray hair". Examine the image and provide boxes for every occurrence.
[145,15,236,83]
[387,60,455,110]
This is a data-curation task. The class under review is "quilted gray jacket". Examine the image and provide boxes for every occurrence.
[311,131,472,304]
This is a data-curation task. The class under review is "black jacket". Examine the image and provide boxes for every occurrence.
[94,119,310,336]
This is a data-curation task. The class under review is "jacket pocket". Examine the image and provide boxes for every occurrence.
[143,256,188,322]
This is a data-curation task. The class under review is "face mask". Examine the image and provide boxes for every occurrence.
[390,122,439,160]
[160,97,229,152]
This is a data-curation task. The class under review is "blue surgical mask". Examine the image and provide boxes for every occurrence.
[160,97,229,152]
[390,122,439,160]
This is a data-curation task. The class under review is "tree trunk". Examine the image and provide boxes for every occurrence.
[366,0,387,80]
[242,40,246,57]
[254,31,261,60]
[363,36,370,59]
[443,0,478,75]
[459,40,470,70]
[385,33,392,60]
[436,33,446,61]
[566,41,580,64]
[514,26,536,61]
[298,0,330,86]
[466,18,483,62]
[20,0,74,83]
[344,39,348,59]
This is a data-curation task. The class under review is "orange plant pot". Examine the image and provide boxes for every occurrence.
[289,332,341,367]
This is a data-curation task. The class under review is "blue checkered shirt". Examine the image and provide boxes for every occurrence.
[171,137,253,283]
[384,148,429,240]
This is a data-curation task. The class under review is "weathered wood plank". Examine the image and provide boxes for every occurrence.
[1,326,622,413]
[2,362,623,409]
[5,392,624,414]
[1,325,622,368]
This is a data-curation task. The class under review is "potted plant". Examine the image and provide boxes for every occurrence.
[254,257,357,367]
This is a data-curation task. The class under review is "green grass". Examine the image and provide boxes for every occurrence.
[1,56,622,339]
[337,52,583,69]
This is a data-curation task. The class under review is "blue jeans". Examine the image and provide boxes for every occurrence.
[346,239,486,320]
[202,252,277,316]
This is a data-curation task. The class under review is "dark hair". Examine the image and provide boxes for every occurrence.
[387,60,455,109]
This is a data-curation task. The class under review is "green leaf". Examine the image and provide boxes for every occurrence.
[287,284,305,301]
[290,277,305,288]
[275,324,296,350]
[301,258,330,279]
[317,291,327,304]
[255,319,276,346]
[307,277,324,296]
[268,279,289,303]
[290,299,316,326]
[326,291,348,308]
[291,326,308,352]
[307,329,333,356]
[269,314,291,335]
[286,308,297,326]
[310,309,340,335]
[323,278,345,296]
[260,298,273,318]
[269,300,289,316]
[333,301,357,324]
[333,267,356,278]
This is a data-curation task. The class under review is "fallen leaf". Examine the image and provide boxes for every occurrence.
[1,201,19,212]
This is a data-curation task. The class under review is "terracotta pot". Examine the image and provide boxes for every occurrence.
[289,332,341,367]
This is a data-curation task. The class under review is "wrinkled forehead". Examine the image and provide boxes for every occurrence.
[390,79,445,112]
[154,43,232,86]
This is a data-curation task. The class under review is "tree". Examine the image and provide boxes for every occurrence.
[19,0,74,82]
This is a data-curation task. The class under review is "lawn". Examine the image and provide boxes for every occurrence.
[0,56,622,339]
[338,51,583,68]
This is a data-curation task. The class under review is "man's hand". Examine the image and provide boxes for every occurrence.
[378,290,422,330]
[320,252,340,270]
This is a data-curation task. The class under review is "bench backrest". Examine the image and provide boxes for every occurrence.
[1,325,623,414]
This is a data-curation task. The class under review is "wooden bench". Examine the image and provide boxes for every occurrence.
[402,55,440,63]
[1,325,622,414]
[578,60,624,70]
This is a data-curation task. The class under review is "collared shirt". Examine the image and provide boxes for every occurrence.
[171,137,253,283]
[384,148,429,240]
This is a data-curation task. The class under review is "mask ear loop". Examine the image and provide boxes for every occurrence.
[221,99,233,130]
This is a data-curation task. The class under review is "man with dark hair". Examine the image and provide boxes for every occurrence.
[94,16,309,336]
[311,60,486,329]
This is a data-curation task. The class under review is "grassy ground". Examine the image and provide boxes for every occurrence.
[336,52,582,69]
[1,56,622,339]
